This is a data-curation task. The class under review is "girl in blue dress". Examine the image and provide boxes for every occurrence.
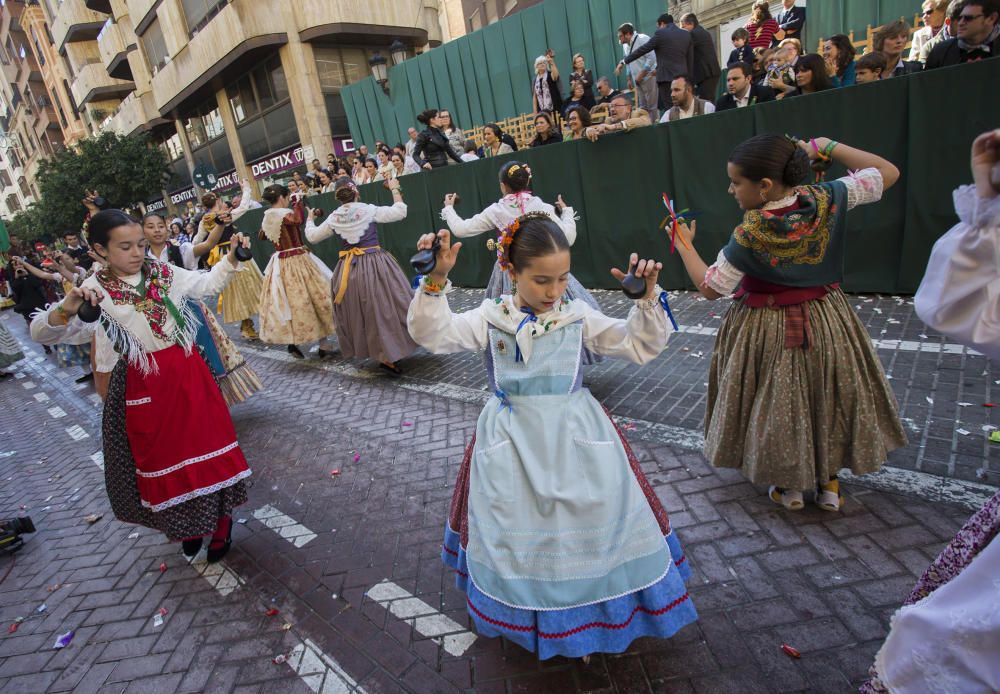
[407,214,697,659]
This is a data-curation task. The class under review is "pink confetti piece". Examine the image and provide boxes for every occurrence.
[353,454,361,463]
[159,562,167,573]
[402,421,413,427]
[330,469,341,476]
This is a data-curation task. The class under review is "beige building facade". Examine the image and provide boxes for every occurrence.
[76,0,444,213]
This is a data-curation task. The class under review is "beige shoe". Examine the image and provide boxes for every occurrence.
[769,486,804,511]
[816,479,844,512]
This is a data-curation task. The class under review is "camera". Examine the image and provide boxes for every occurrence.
[0,516,36,554]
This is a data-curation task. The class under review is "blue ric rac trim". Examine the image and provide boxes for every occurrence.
[441,524,696,659]
[659,291,679,331]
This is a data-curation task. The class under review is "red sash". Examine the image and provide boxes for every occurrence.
[734,277,840,349]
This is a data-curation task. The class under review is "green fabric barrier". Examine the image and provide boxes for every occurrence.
[238,59,997,294]
[810,0,921,47]
[342,0,665,147]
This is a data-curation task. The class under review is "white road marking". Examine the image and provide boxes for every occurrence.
[47,406,67,419]
[252,505,317,547]
[91,452,104,471]
[65,425,89,441]
[366,580,477,656]
[286,638,366,694]
[21,381,35,389]
[841,467,996,511]
[188,556,243,597]
[33,392,50,403]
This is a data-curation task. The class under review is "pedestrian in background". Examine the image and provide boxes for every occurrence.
[617,22,659,122]
[531,51,563,116]
[567,53,596,109]
[619,13,693,114]
[680,13,721,99]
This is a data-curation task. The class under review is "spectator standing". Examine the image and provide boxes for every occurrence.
[530,112,564,148]
[404,127,419,160]
[413,108,463,169]
[715,62,776,110]
[439,110,465,165]
[875,20,923,77]
[562,81,589,120]
[479,123,514,158]
[855,52,888,83]
[531,52,563,116]
[823,34,857,87]
[782,53,834,98]
[564,105,592,140]
[911,0,950,61]
[728,28,753,66]
[680,13,721,99]
[660,75,716,122]
[927,0,1000,68]
[618,23,659,122]
[746,2,781,50]
[584,93,650,141]
[619,13,693,113]
[774,0,806,45]
[567,54,596,109]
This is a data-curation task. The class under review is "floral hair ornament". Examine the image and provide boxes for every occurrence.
[487,217,520,273]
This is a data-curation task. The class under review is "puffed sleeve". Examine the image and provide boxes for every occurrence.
[556,205,577,246]
[373,201,408,224]
[440,204,498,238]
[172,257,238,299]
[304,215,335,244]
[406,283,489,353]
[580,290,673,364]
[838,167,884,211]
[703,248,746,296]
[30,307,95,345]
[914,185,1000,360]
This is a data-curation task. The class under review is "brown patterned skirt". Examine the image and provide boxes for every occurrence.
[103,361,248,541]
[705,288,907,490]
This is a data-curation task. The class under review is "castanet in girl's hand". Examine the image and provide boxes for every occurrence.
[620,259,647,299]
[76,300,101,323]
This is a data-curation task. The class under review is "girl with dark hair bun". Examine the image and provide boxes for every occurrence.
[440,161,605,363]
[407,219,695,661]
[672,133,906,513]
[258,182,337,359]
[30,209,254,563]
[304,176,416,374]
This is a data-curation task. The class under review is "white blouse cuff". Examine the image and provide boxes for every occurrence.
[954,184,1000,229]
[703,248,744,296]
[840,167,884,210]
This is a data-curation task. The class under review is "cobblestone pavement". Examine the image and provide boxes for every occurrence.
[0,294,992,694]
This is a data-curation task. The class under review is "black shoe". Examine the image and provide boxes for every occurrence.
[43,345,52,354]
[317,348,337,359]
[287,345,305,359]
[206,517,232,564]
[75,372,95,384]
[379,361,402,376]
[182,537,203,558]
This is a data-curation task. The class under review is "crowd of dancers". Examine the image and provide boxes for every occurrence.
[0,129,997,689]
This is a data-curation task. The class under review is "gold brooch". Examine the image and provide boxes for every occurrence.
[497,339,506,354]
[486,239,497,251]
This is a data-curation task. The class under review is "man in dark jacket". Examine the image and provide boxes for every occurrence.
[775,0,807,45]
[680,13,721,100]
[714,62,776,111]
[619,13,694,112]
[926,0,1000,68]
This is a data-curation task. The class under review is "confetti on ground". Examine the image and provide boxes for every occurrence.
[957,402,973,407]
[330,469,340,476]
[35,604,47,614]
[781,644,801,659]
[926,397,934,405]
[985,403,997,408]
[266,608,280,617]
[353,454,361,463]
[236,518,248,524]
[402,421,413,427]
[153,613,164,628]
[47,584,61,592]
[84,514,102,524]
[990,431,1000,443]
[272,654,287,665]
[159,563,167,572]
[53,631,75,649]
[281,623,292,631]
[956,429,970,436]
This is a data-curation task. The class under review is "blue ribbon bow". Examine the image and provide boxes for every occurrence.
[514,307,537,363]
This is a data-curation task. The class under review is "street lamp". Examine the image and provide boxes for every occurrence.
[390,39,408,66]
[368,52,389,93]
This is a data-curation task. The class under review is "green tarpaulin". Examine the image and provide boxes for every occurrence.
[237,59,997,295]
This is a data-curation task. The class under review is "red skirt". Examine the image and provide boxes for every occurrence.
[125,345,250,512]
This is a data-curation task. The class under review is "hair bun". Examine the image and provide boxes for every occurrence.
[783,147,811,186]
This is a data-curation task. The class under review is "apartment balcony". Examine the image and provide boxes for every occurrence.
[98,18,135,80]
[104,90,165,136]
[70,61,134,107]
[294,0,440,46]
[127,0,158,34]
[51,0,109,53]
